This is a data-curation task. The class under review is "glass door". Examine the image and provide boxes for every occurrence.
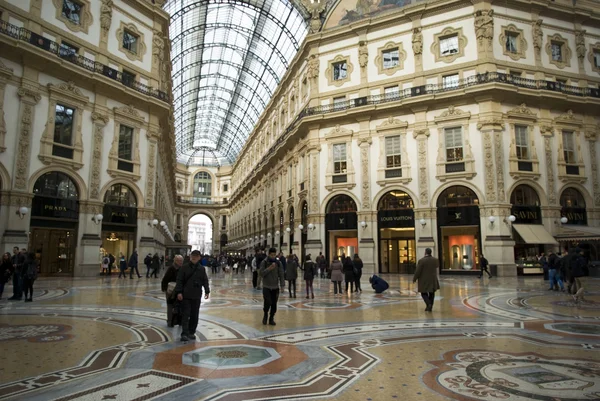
[30,228,76,275]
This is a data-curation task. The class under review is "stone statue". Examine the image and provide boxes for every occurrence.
[100,0,113,33]
[532,19,543,51]
[575,30,586,61]
[358,41,368,68]
[306,54,319,80]
[303,0,326,33]
[153,31,165,62]
[474,10,494,44]
[412,27,422,55]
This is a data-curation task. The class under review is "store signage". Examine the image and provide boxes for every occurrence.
[326,212,357,230]
[378,209,414,228]
[562,208,587,225]
[103,204,137,225]
[437,206,480,226]
[511,205,542,224]
[32,196,78,220]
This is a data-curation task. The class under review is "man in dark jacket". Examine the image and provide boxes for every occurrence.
[176,250,210,341]
[162,255,183,327]
[8,247,25,300]
[369,275,389,294]
[144,253,152,278]
[129,249,141,279]
[478,254,492,279]
[413,248,440,312]
[259,248,285,326]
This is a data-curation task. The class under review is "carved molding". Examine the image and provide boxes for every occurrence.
[483,131,496,202]
[434,105,471,124]
[360,141,371,210]
[545,33,572,70]
[376,116,408,132]
[494,131,506,202]
[474,9,494,53]
[0,61,12,153]
[499,24,528,61]
[588,42,600,74]
[100,0,113,33]
[412,27,423,56]
[14,88,41,190]
[305,54,319,81]
[544,135,557,205]
[325,55,353,87]
[116,21,147,62]
[431,26,468,64]
[506,103,537,120]
[415,132,429,206]
[375,41,407,76]
[52,0,93,34]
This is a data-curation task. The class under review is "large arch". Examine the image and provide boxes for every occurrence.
[373,186,419,211]
[431,181,484,209]
[0,161,10,190]
[99,180,143,207]
[557,182,594,210]
[187,212,215,255]
[320,190,361,215]
[506,179,548,207]
[29,166,87,201]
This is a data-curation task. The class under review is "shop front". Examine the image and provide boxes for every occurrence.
[436,186,481,274]
[325,195,358,263]
[101,184,138,270]
[557,187,600,261]
[377,190,416,274]
[29,172,79,275]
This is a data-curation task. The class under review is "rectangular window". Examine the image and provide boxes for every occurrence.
[594,51,600,68]
[445,127,463,162]
[505,33,518,53]
[333,96,345,110]
[123,30,139,54]
[59,41,79,59]
[122,69,135,87]
[385,136,401,168]
[54,104,75,146]
[118,125,133,160]
[382,48,399,69]
[551,42,563,61]
[332,61,347,81]
[562,131,576,164]
[62,0,82,25]
[440,35,459,56]
[442,74,459,89]
[223,184,228,192]
[333,143,347,174]
[515,125,529,160]
[384,86,399,99]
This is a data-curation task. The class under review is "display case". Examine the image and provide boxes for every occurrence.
[516,259,543,276]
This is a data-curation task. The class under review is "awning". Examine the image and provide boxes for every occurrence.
[555,225,600,242]
[512,224,558,245]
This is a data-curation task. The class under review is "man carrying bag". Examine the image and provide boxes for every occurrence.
[175,250,210,342]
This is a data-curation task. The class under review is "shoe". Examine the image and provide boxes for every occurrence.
[180,335,189,342]
[130,277,134,279]
[25,298,32,302]
[547,288,554,291]
[306,295,309,299]
[262,313,268,325]
[311,294,314,299]
[478,276,482,279]
[488,275,492,279]
[138,276,142,278]
[425,304,432,312]
[269,318,276,326]
[189,334,196,340]
[7,297,20,301]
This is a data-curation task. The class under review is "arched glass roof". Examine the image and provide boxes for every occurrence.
[164,0,309,167]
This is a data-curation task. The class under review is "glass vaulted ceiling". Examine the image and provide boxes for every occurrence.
[164,0,309,167]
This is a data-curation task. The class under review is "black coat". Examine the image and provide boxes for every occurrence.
[353,259,363,278]
[175,261,210,300]
[343,259,355,282]
[1,259,11,284]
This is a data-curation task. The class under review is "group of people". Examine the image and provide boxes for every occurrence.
[101,250,166,279]
[0,247,39,302]
[538,248,590,302]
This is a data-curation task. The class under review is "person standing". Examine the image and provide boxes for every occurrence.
[478,254,492,279]
[330,256,343,297]
[317,252,327,279]
[144,253,153,277]
[303,254,316,299]
[343,256,355,294]
[353,254,363,292]
[255,249,266,290]
[101,254,110,275]
[118,253,127,278]
[258,248,285,325]
[150,253,160,278]
[162,254,183,327]
[108,253,115,275]
[284,254,298,298]
[8,247,25,300]
[413,248,440,312]
[129,249,141,279]
[22,252,38,302]
[0,252,12,300]
[547,251,563,291]
[175,250,210,341]
[571,248,588,303]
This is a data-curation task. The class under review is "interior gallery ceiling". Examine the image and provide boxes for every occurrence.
[164,0,309,167]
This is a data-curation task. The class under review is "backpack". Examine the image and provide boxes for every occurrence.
[572,255,588,278]
[102,257,109,265]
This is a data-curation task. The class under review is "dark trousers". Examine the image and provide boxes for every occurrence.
[345,280,355,293]
[0,281,5,297]
[355,272,362,291]
[479,266,492,278]
[130,265,141,278]
[146,265,151,277]
[23,277,34,299]
[180,298,201,337]
[287,280,296,295]
[212,266,218,274]
[305,279,314,296]
[262,287,280,317]
[150,268,158,278]
[333,281,342,294]
[421,292,435,306]
[12,273,22,298]
[252,271,258,288]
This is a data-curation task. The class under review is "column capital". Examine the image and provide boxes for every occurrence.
[412,128,430,139]
[17,87,41,104]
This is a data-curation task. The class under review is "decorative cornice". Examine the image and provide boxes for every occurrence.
[434,106,470,123]
[91,112,110,126]
[477,119,505,130]
[375,116,408,132]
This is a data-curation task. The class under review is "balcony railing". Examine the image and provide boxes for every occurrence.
[0,20,169,103]
[177,196,228,205]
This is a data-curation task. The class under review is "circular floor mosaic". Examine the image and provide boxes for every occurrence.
[182,345,280,369]
[0,323,73,342]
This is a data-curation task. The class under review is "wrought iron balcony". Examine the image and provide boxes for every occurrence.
[177,196,228,205]
[0,20,170,103]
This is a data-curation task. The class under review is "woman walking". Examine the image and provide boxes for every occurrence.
[150,253,161,278]
[118,253,127,278]
[285,254,298,298]
[353,254,363,292]
[343,256,355,294]
[0,252,12,300]
[330,256,343,296]
[303,255,316,299]
[22,252,38,302]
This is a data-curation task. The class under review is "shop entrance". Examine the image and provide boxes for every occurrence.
[325,195,357,264]
[29,172,79,275]
[101,183,138,272]
[377,190,416,274]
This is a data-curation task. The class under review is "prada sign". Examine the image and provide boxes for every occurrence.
[326,212,357,230]
[378,209,414,228]
[103,204,137,225]
[511,205,542,224]
[437,206,480,226]
[562,208,587,226]
[32,196,78,220]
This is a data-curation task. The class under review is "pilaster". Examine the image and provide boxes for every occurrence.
[14,83,41,191]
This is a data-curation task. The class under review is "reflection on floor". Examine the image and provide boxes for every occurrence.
[0,272,599,401]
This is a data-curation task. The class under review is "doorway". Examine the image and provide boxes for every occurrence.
[30,228,76,274]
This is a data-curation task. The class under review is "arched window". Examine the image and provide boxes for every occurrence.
[104,183,137,207]
[510,185,540,206]
[378,191,414,210]
[560,188,585,208]
[33,172,78,199]
[437,186,478,208]
[327,195,357,213]
[220,233,228,248]
[193,171,212,198]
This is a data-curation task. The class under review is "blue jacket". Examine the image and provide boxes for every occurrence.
[370,275,389,293]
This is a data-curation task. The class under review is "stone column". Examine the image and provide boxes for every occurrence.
[357,135,375,274]
[76,202,104,276]
[305,144,323,257]
[540,125,558,205]
[585,129,600,208]
[138,208,158,269]
[0,60,13,153]
[413,128,435,255]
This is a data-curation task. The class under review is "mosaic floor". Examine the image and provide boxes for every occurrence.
[1,272,599,401]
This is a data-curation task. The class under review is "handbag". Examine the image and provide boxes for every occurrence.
[166,282,176,299]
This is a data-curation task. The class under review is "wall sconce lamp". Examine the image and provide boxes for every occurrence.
[275,230,280,236]
[488,216,496,227]
[267,233,272,238]
[92,213,103,225]
[16,206,28,219]
[360,221,368,229]
[504,215,516,225]
[148,219,158,227]
[286,227,291,233]
[260,234,265,239]
[556,216,568,225]
[419,218,427,228]
[160,221,166,227]
[298,224,304,231]
[307,223,315,231]
[254,236,259,241]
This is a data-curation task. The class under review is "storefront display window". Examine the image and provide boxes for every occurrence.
[378,191,416,274]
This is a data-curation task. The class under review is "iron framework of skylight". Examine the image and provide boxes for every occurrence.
[164,0,309,167]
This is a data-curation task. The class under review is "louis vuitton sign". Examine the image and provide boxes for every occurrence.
[378,209,414,228]
[326,212,358,230]
[437,206,480,226]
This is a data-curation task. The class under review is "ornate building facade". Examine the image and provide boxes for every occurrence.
[223,0,600,276]
[0,0,177,276]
